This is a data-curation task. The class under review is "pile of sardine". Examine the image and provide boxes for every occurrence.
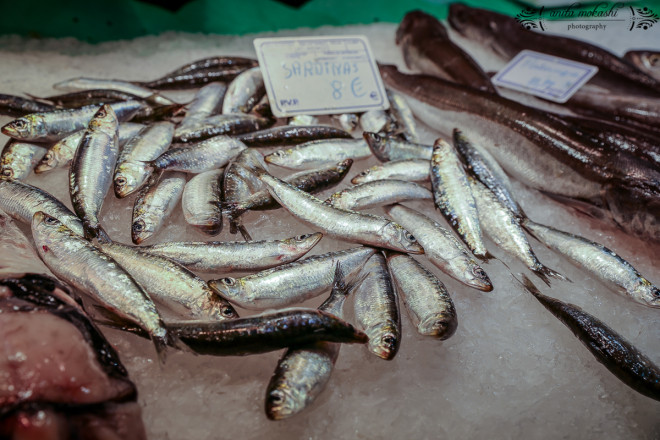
[1,4,659,430]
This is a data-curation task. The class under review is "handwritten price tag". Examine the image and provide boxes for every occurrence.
[254,35,389,117]
[492,50,598,103]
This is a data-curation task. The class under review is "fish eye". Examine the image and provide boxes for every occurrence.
[382,335,395,346]
[650,54,660,66]
[44,153,53,161]
[1,168,13,178]
[221,305,236,317]
[405,232,416,242]
[44,215,59,225]
[115,176,127,186]
[97,108,107,118]
[472,266,486,278]
[13,120,26,129]
[359,170,370,176]
[132,221,144,232]
[268,392,283,404]
[222,277,236,286]
[274,150,284,157]
[295,234,310,240]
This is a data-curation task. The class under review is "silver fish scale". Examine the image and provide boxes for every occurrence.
[387,88,419,142]
[265,138,370,169]
[326,179,432,210]
[222,67,264,114]
[0,141,46,180]
[132,173,186,244]
[181,169,223,235]
[351,159,430,184]
[180,82,227,128]
[153,135,246,173]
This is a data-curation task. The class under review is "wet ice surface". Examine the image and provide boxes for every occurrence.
[1,23,659,440]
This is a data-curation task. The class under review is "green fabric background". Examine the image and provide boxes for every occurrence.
[0,0,658,42]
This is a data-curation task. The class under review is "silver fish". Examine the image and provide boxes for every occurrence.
[387,88,419,142]
[173,113,273,143]
[114,121,174,198]
[431,137,488,259]
[350,159,430,184]
[287,115,319,126]
[52,76,176,106]
[181,169,223,235]
[0,178,84,236]
[523,219,659,307]
[1,101,144,142]
[0,140,46,180]
[332,113,359,133]
[179,82,227,128]
[69,104,119,239]
[385,204,492,292]
[364,132,432,161]
[31,211,171,361]
[132,172,186,244]
[469,178,563,286]
[208,247,376,310]
[98,241,239,320]
[141,232,323,272]
[264,138,370,169]
[253,168,423,253]
[326,179,432,210]
[386,252,458,339]
[353,253,401,360]
[222,66,265,114]
[34,123,144,174]
[151,135,246,173]
[360,109,395,133]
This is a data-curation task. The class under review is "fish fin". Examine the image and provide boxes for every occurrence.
[538,191,608,221]
[477,251,496,263]
[236,222,253,241]
[91,305,149,337]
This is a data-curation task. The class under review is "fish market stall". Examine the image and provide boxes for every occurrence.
[0,1,659,439]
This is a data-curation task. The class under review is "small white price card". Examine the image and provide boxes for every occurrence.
[254,35,389,117]
[492,50,598,103]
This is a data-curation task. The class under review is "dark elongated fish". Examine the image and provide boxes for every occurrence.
[235,125,352,147]
[137,66,253,90]
[27,88,147,108]
[0,93,55,117]
[149,56,257,78]
[396,10,495,93]
[520,275,660,402]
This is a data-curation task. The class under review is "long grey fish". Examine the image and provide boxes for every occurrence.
[34,123,144,174]
[235,125,352,147]
[222,66,265,114]
[386,252,457,339]
[385,204,492,292]
[0,140,46,180]
[141,232,322,272]
[364,132,432,161]
[265,263,359,420]
[181,168,223,235]
[0,178,84,236]
[52,77,176,106]
[326,179,432,211]
[114,121,174,198]
[386,88,419,142]
[31,211,173,362]
[264,138,371,169]
[179,82,227,128]
[353,253,401,360]
[470,178,564,286]
[520,275,660,402]
[431,137,488,259]
[208,247,376,310]
[98,241,239,321]
[453,128,523,219]
[69,104,119,240]
[150,135,246,173]
[1,101,144,142]
[0,93,55,117]
[523,219,659,307]
[250,166,423,253]
[350,159,430,184]
[132,172,186,244]
[173,113,273,143]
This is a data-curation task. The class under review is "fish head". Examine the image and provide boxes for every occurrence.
[633,280,660,308]
[131,218,154,245]
[264,148,296,167]
[396,10,447,45]
[31,212,70,249]
[265,381,304,420]
[381,222,424,254]
[367,323,400,360]
[351,164,377,184]
[206,297,240,320]
[89,104,118,133]
[462,261,493,292]
[208,276,244,302]
[363,132,389,161]
[447,3,499,41]
[335,158,354,176]
[281,232,323,256]
[418,313,458,339]
[114,167,141,198]
[1,115,42,140]
[34,149,60,174]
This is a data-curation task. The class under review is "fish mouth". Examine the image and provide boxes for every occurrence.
[1,124,19,138]
[369,331,400,360]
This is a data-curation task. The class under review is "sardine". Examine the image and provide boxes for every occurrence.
[0,140,46,180]
[364,132,432,161]
[386,252,457,339]
[623,50,660,81]
[139,60,256,90]
[350,159,430,184]
[431,138,488,259]
[173,113,274,143]
[53,77,176,106]
[222,67,265,114]
[386,88,419,142]
[520,275,660,402]
[385,204,492,291]
[1,101,144,142]
[353,253,401,360]
[264,138,370,169]
[251,167,423,253]
[31,212,172,361]
[0,178,84,236]
[523,219,659,307]
[287,115,319,126]
[235,125,352,147]
[453,128,523,219]
[150,135,246,173]
[181,169,223,235]
[69,104,119,239]
[179,82,227,128]
[98,241,238,320]
[326,179,432,210]
[28,89,148,108]
[208,247,376,310]
[332,113,359,133]
[360,110,395,134]
[114,121,174,197]
[161,56,258,77]
[132,172,186,244]
[0,93,55,117]
[35,123,144,174]
[141,232,323,272]
[469,178,563,285]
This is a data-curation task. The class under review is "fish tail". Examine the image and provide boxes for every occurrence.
[516,273,544,298]
[236,222,253,241]
[478,251,496,263]
[532,264,569,287]
[95,225,112,244]
[152,335,170,365]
